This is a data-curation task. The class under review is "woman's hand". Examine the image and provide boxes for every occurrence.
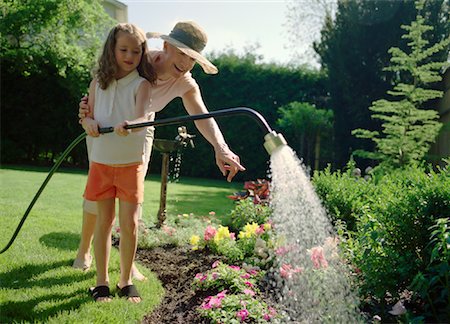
[78,95,90,121]
[114,121,131,136]
[214,143,245,182]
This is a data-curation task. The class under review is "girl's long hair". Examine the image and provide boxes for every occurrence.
[95,23,156,89]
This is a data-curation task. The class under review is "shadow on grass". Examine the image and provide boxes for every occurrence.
[39,232,80,251]
[0,259,95,323]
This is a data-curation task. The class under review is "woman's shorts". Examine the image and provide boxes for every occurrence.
[84,162,144,204]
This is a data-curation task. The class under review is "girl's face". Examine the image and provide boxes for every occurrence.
[114,31,143,78]
[164,43,196,78]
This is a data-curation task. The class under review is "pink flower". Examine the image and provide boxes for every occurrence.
[264,306,277,320]
[115,227,121,233]
[310,246,329,269]
[275,246,289,256]
[244,281,253,288]
[230,232,236,240]
[248,269,258,276]
[280,264,303,279]
[212,272,219,280]
[162,225,176,236]
[209,296,222,308]
[195,273,207,282]
[217,290,227,299]
[255,224,265,235]
[240,273,251,279]
[229,265,241,271]
[236,309,249,322]
[243,289,255,296]
[204,226,217,241]
[208,211,216,216]
[212,261,220,268]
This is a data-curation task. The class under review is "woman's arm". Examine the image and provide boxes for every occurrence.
[181,87,245,182]
[115,80,152,136]
[81,79,100,137]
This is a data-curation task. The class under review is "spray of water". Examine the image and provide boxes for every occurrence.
[268,145,362,323]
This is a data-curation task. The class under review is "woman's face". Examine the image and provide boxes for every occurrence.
[114,31,142,78]
[164,43,196,78]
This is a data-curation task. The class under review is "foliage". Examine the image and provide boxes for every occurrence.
[314,0,449,168]
[312,159,375,231]
[193,262,278,323]
[224,198,273,234]
[1,0,114,165]
[276,101,334,169]
[353,0,449,168]
[228,179,270,205]
[190,222,274,267]
[313,162,450,321]
[410,218,450,322]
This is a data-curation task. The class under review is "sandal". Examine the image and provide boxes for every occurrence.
[89,285,111,302]
[117,284,141,302]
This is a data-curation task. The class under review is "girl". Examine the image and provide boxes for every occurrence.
[82,23,156,303]
[76,21,245,281]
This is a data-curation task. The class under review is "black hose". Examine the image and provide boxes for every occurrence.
[99,107,273,134]
[0,132,87,254]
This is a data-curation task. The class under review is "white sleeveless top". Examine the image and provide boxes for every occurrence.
[90,70,150,165]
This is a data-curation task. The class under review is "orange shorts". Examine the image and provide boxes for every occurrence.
[84,162,144,204]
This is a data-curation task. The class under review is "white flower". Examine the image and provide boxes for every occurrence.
[388,300,406,316]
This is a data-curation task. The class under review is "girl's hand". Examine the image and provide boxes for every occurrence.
[115,121,131,136]
[82,118,99,137]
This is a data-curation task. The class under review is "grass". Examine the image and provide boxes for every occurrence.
[0,165,241,323]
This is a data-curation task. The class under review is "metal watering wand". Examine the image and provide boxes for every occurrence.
[0,107,287,254]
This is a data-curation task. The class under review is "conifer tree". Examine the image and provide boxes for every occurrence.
[352,0,450,168]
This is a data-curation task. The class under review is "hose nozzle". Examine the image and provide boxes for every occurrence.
[264,131,287,155]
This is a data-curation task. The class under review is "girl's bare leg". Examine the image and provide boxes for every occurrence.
[94,198,115,302]
[118,200,141,303]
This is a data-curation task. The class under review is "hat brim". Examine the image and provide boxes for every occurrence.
[146,32,218,74]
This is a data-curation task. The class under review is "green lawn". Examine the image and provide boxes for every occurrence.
[0,166,240,323]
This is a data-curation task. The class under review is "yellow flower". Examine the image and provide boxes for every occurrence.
[263,223,272,231]
[214,226,231,243]
[238,222,260,239]
[190,235,200,246]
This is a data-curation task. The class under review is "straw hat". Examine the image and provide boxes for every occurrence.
[146,21,218,74]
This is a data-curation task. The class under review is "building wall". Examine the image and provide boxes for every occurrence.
[102,0,128,23]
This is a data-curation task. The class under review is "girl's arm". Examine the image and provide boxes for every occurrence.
[81,79,100,137]
[181,87,245,182]
[115,80,152,136]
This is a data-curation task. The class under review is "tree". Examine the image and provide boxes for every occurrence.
[313,0,449,168]
[276,102,334,170]
[352,0,450,168]
[1,0,114,164]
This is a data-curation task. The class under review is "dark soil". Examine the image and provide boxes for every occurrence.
[137,246,225,324]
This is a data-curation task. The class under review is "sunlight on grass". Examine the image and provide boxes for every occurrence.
[0,166,240,322]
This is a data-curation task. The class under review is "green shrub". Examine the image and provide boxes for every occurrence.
[224,198,272,233]
[313,163,450,320]
[410,218,450,322]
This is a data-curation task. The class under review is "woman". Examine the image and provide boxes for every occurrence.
[75,21,245,279]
